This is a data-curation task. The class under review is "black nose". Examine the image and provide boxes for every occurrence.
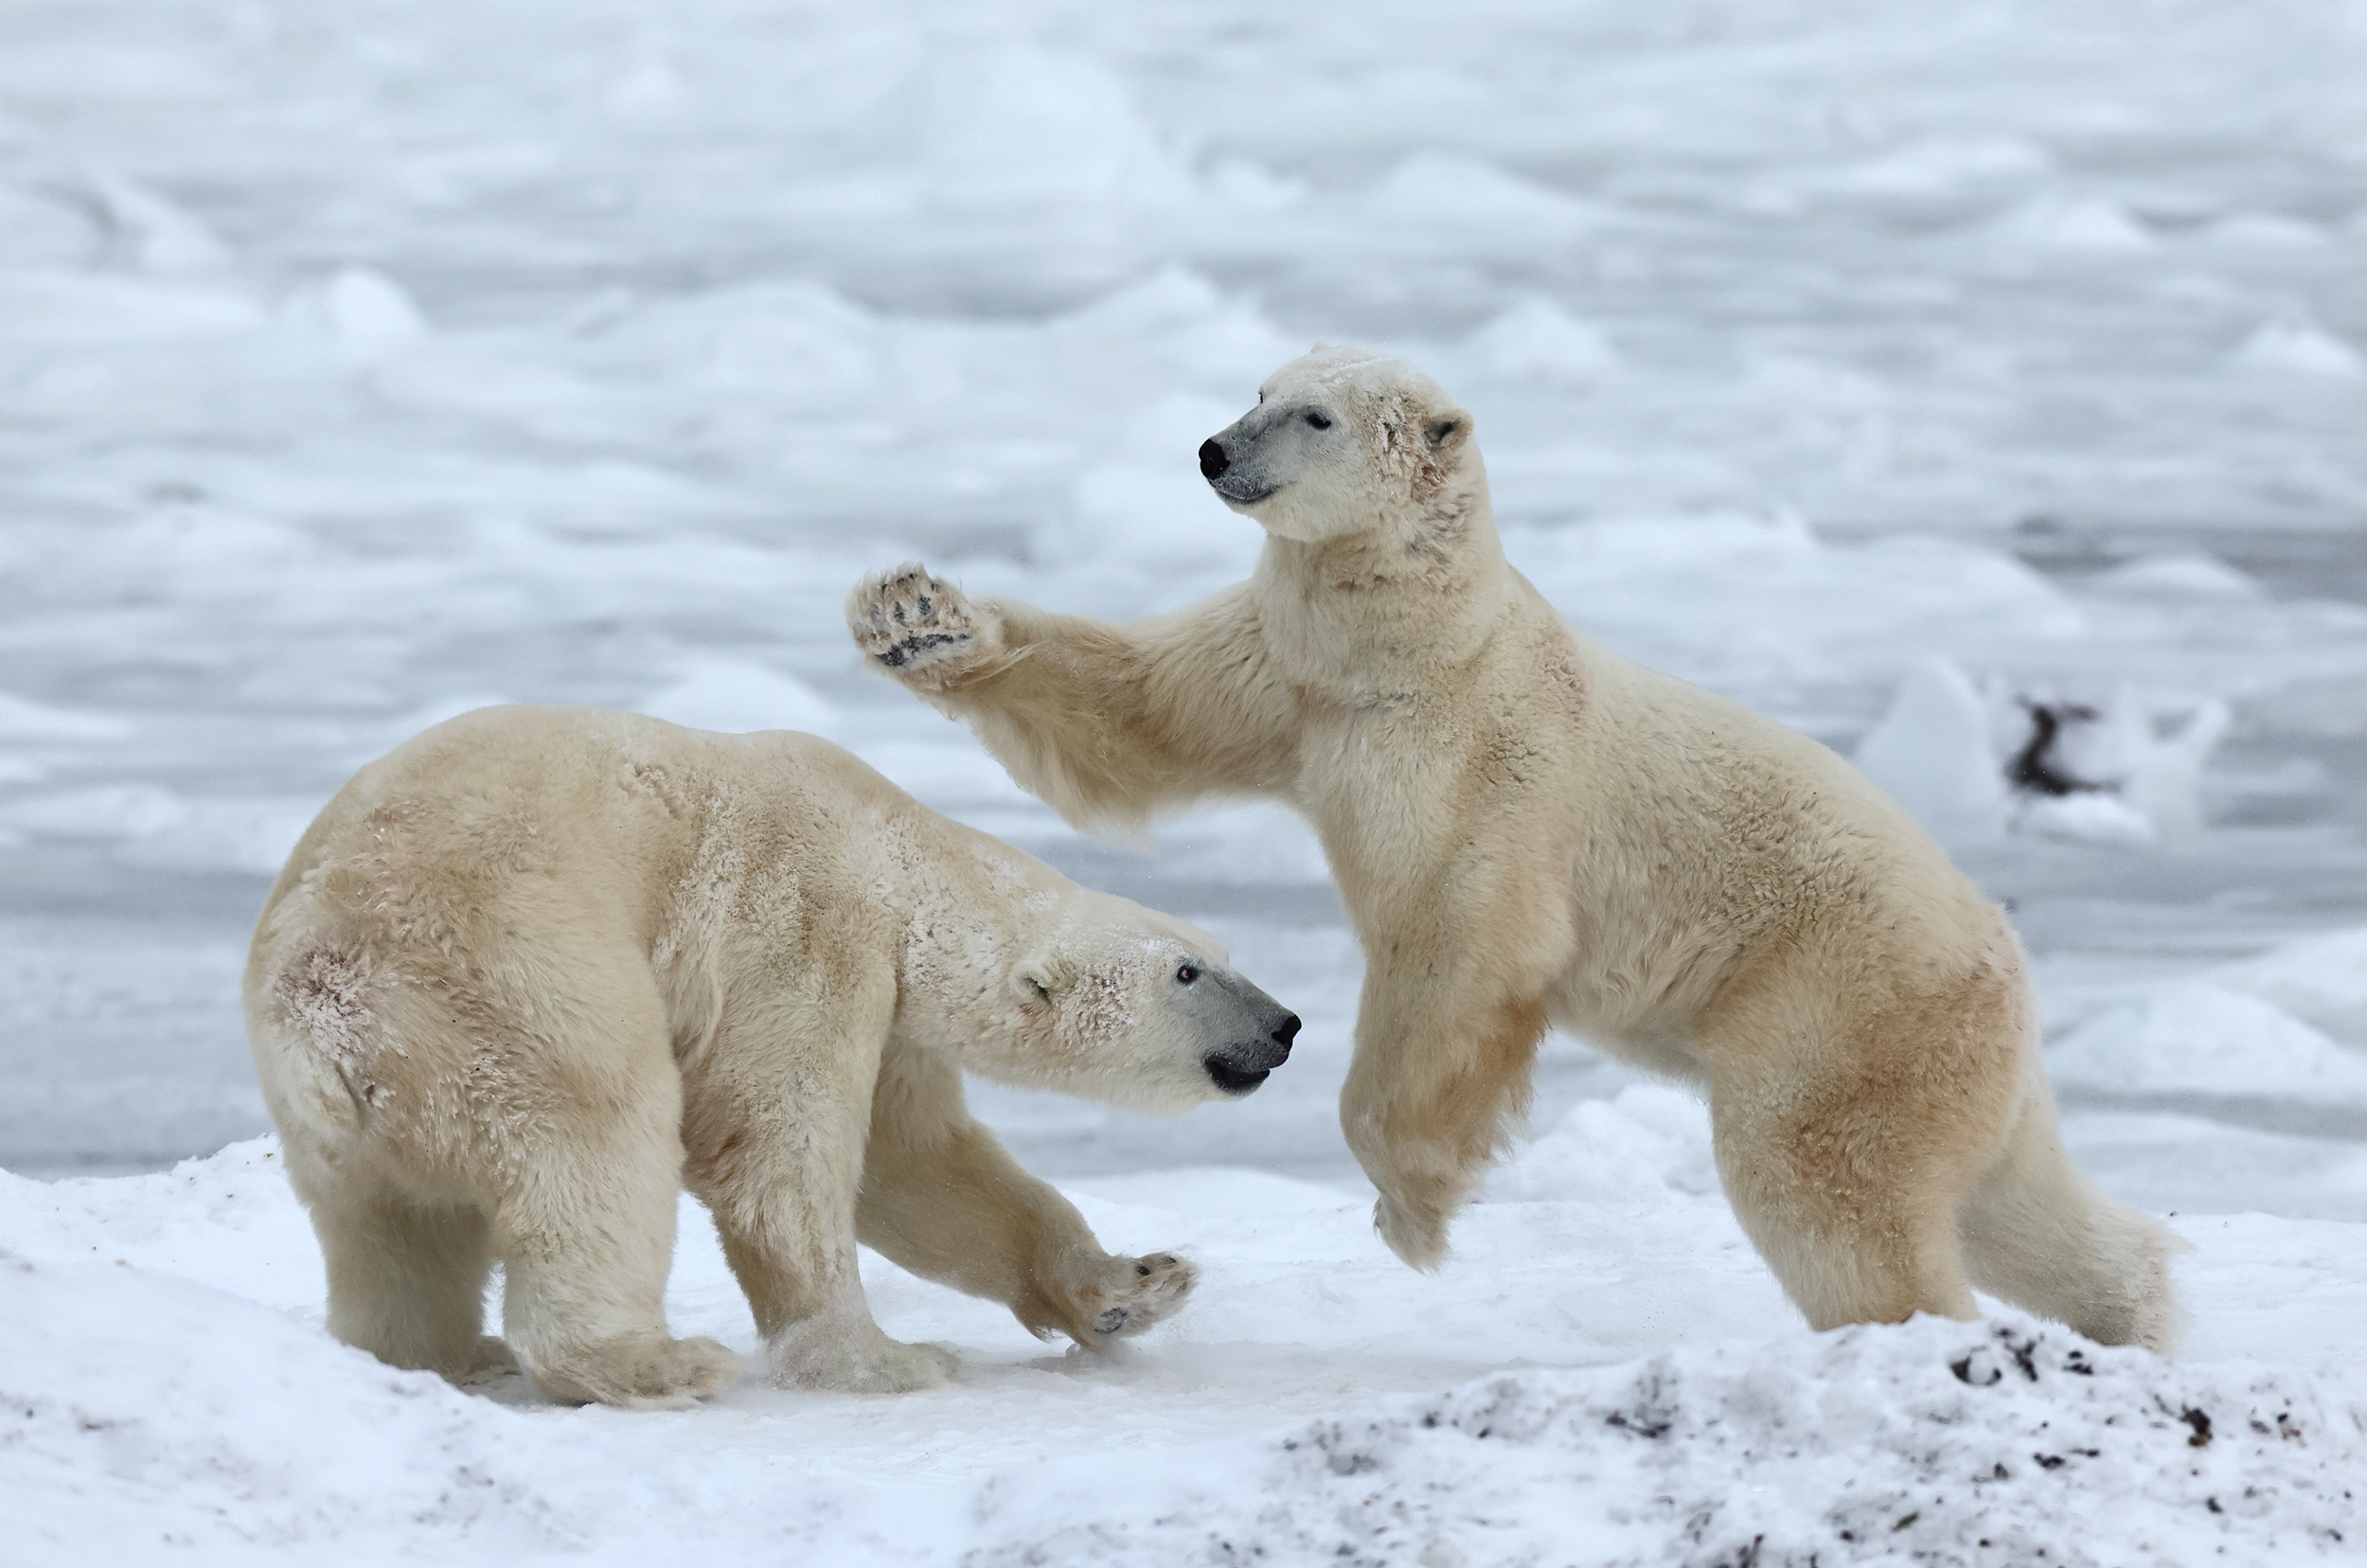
[1272,1013,1301,1049]
[1198,438,1229,480]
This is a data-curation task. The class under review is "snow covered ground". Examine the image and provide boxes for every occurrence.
[5,1135,2364,1565]
[4,0,2366,1559]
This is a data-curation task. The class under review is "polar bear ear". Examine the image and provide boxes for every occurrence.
[1013,949,1077,1004]
[1424,410,1473,452]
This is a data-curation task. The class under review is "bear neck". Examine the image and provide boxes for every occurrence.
[1254,456,1514,697]
[886,830,1067,1060]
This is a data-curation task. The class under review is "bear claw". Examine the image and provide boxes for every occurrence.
[1079,1251,1196,1344]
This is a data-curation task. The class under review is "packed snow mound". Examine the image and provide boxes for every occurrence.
[965,1315,2366,1568]
[1491,518,2089,704]
[0,1248,617,1563]
[1852,655,2010,846]
[2235,318,2367,381]
[0,691,130,741]
[1461,296,1622,385]
[0,783,319,876]
[2224,925,2367,1044]
[7,1139,2367,1564]
[284,265,429,367]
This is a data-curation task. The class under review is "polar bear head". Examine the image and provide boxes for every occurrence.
[974,891,1300,1114]
[1197,345,1479,545]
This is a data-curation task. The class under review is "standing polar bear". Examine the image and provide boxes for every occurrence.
[847,345,2183,1351]
[246,705,1298,1407]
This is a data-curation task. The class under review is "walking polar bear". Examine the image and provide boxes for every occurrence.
[245,705,1298,1407]
[848,345,2184,1351]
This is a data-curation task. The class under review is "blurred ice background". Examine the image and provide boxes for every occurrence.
[3,0,2364,1221]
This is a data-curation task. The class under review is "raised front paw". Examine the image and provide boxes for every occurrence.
[1344,1106,1464,1273]
[846,562,999,687]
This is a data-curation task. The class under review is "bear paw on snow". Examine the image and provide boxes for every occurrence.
[525,1331,745,1412]
[768,1303,962,1395]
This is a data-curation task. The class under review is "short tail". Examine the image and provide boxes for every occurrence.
[244,923,387,1144]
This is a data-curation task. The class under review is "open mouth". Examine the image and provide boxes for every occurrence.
[1204,1059,1272,1096]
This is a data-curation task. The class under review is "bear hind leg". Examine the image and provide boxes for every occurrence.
[311,1179,508,1381]
[484,1005,739,1409]
[493,1123,741,1409]
[1709,1080,1982,1332]
[1956,1086,2186,1352]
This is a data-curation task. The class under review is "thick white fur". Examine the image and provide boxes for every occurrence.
[244,705,1249,1407]
[846,345,2185,1351]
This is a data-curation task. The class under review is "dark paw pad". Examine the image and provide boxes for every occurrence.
[879,631,969,669]
[1094,1307,1130,1335]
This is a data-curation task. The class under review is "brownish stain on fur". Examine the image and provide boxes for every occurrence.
[275,941,384,1108]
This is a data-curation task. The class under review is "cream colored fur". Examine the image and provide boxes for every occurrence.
[846,345,2186,1351]
[245,705,1280,1408]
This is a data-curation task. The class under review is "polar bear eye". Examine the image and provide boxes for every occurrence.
[1305,411,1332,430]
[1175,964,1199,985]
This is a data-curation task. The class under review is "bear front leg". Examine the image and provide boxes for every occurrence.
[857,1038,1199,1346]
[1340,966,1550,1270]
[683,995,959,1394]
[847,562,1301,833]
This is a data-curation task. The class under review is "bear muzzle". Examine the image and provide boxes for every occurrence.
[1201,1011,1300,1096]
[1199,436,1280,506]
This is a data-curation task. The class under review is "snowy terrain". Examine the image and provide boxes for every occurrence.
[7,1133,2364,1566]
[4,0,2366,1560]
